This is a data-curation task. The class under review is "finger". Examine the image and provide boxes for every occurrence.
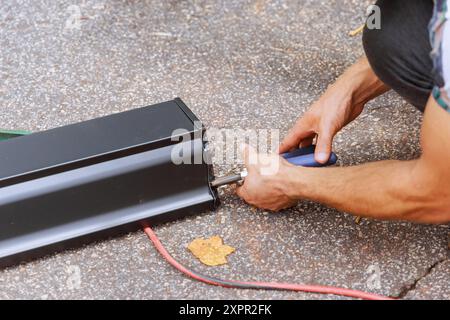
[314,130,334,164]
[279,119,315,154]
[299,135,315,148]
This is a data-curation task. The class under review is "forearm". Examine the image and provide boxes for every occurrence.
[283,159,447,223]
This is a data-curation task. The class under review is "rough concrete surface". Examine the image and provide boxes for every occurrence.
[0,0,448,299]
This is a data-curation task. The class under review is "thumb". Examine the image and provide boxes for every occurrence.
[279,125,314,154]
[314,131,333,164]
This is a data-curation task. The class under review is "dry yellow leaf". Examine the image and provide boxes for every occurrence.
[187,236,235,266]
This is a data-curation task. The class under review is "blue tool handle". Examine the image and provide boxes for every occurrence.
[281,145,338,167]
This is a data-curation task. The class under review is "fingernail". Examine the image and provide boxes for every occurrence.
[316,152,329,163]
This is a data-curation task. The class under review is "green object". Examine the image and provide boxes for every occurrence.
[0,129,31,141]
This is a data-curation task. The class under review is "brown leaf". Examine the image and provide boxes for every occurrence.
[187,236,235,266]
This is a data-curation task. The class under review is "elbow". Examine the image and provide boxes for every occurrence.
[400,162,450,224]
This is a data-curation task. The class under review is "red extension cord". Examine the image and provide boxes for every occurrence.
[143,226,394,300]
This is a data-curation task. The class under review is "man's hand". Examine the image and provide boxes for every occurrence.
[279,57,389,163]
[235,145,297,211]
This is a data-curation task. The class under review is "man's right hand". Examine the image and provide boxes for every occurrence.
[279,57,390,163]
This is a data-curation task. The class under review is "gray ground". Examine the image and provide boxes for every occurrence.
[0,0,448,300]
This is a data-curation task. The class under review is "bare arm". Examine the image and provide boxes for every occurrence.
[237,57,450,223]
[283,98,450,223]
[237,98,450,224]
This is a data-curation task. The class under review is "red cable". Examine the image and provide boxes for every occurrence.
[143,226,394,300]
